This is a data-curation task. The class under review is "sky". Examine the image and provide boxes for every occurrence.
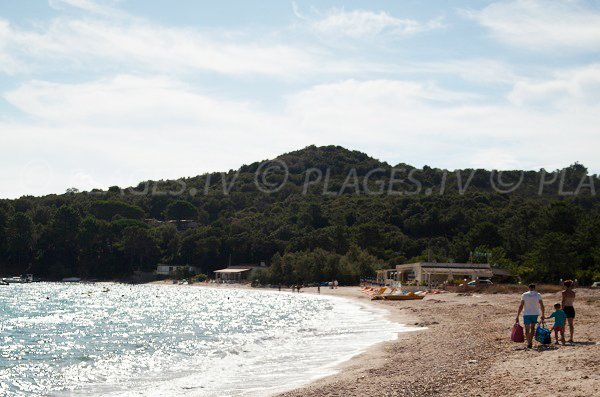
[1,0,600,198]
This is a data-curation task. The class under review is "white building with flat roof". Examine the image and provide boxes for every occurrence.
[213,263,267,283]
[395,262,494,285]
[156,265,200,276]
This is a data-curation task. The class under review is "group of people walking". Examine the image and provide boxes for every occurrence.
[515,280,576,349]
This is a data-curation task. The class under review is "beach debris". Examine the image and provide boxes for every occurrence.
[467,360,479,364]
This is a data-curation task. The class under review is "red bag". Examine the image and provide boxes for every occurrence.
[511,322,524,342]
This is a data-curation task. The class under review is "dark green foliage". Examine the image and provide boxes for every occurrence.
[6,212,35,270]
[0,146,599,283]
[164,200,198,220]
[120,227,160,271]
[91,200,145,221]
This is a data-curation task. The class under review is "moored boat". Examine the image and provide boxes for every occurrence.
[2,274,35,284]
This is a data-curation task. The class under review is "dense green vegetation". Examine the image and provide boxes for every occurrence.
[1,146,599,284]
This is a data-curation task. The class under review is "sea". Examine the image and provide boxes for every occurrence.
[0,283,409,396]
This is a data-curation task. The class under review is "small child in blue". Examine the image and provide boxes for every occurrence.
[547,303,567,345]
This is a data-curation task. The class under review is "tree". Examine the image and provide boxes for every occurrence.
[544,202,579,234]
[49,205,81,276]
[120,226,160,271]
[1,146,599,283]
[524,233,578,282]
[165,200,198,220]
[338,245,379,284]
[78,215,112,278]
[6,212,35,270]
[91,200,145,221]
[155,223,179,264]
[467,222,502,249]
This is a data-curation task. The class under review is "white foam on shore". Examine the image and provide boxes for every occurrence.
[128,291,413,397]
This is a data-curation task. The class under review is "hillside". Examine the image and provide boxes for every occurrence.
[1,145,599,284]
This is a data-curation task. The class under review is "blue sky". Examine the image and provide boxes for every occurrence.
[1,0,600,198]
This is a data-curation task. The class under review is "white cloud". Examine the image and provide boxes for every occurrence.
[1,1,598,198]
[5,75,272,126]
[48,0,124,17]
[0,17,332,78]
[412,59,519,85]
[2,74,599,198]
[285,79,600,171]
[294,4,444,39]
[0,20,24,74]
[509,64,600,106]
[466,0,600,52]
[1,75,299,197]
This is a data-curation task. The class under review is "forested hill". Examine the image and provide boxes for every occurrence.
[1,145,599,284]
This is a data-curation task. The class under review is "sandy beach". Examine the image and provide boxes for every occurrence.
[276,286,600,397]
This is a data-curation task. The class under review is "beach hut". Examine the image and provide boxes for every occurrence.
[213,263,268,283]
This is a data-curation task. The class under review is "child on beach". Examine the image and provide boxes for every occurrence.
[547,303,567,345]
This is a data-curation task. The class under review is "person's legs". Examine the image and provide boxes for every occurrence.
[553,328,559,344]
[560,329,566,344]
[527,324,535,347]
[523,315,537,347]
[564,306,575,342]
[567,318,574,342]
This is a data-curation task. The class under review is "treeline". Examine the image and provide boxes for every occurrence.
[0,146,599,284]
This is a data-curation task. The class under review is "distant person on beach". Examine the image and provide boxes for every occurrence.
[562,280,576,342]
[317,285,320,294]
[548,303,567,344]
[516,284,545,349]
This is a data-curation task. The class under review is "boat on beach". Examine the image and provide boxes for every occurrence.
[371,293,424,301]
[2,274,35,284]
[363,285,426,301]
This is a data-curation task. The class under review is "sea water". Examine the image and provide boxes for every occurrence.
[0,283,408,396]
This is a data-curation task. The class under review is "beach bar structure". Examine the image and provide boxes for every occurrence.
[214,263,267,283]
[394,262,494,285]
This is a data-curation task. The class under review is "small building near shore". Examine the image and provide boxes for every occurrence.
[156,265,200,277]
[214,263,267,283]
[395,262,495,285]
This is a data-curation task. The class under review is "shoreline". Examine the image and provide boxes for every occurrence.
[151,281,600,396]
[151,281,424,396]
[150,281,422,396]
[14,281,599,395]
[277,288,600,397]
[275,286,423,396]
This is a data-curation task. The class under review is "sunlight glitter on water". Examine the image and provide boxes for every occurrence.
[0,283,410,396]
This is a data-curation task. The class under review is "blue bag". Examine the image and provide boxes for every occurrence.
[535,322,551,344]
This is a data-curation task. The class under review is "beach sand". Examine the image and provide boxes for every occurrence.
[277,286,600,397]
